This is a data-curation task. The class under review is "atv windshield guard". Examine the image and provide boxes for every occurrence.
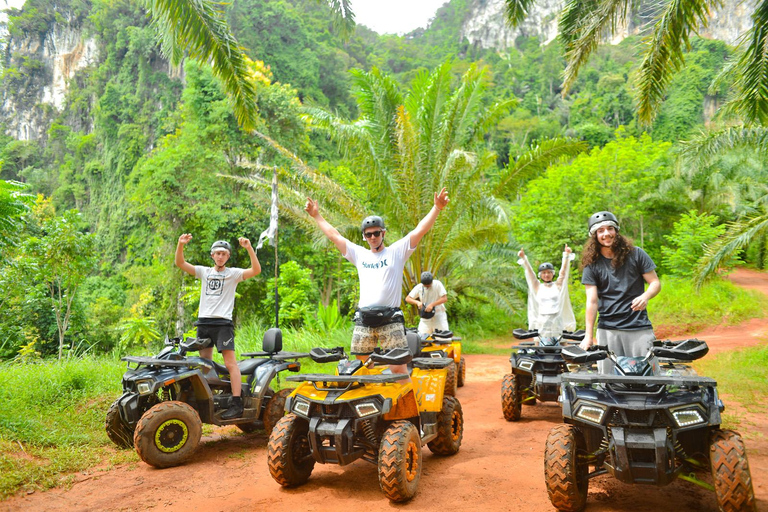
[513,328,539,340]
[561,330,586,341]
[652,339,709,361]
[369,348,412,366]
[561,346,608,364]
[562,372,717,388]
[309,347,345,363]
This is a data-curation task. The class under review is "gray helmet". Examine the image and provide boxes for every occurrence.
[420,271,434,285]
[210,240,232,253]
[538,262,554,272]
[361,215,386,233]
[588,211,620,235]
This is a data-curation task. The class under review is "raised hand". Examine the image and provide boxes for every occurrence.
[305,197,319,217]
[434,188,449,211]
[238,237,252,249]
[518,248,525,258]
[564,244,571,254]
[178,233,192,245]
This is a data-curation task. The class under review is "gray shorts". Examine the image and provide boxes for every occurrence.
[351,322,408,355]
[597,327,655,374]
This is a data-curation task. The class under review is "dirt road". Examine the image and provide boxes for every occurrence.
[3,270,767,512]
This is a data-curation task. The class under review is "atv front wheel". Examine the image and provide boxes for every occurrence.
[378,421,422,502]
[710,429,757,512]
[105,399,135,448]
[427,396,463,455]
[501,373,522,421]
[134,401,202,468]
[457,357,466,387]
[264,388,293,434]
[544,424,588,512]
[268,414,315,487]
[444,363,457,397]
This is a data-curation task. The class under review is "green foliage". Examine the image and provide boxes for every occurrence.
[261,261,319,327]
[661,210,726,276]
[649,276,768,334]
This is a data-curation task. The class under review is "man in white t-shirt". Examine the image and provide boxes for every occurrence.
[175,235,261,419]
[304,188,449,375]
[406,271,449,334]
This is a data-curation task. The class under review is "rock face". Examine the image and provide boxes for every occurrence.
[459,0,756,49]
[1,4,97,141]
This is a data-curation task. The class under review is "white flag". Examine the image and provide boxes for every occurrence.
[256,171,278,249]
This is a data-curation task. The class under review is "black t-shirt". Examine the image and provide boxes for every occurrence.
[581,247,656,330]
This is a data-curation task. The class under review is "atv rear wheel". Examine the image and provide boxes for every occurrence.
[457,357,466,387]
[264,388,293,434]
[379,421,422,502]
[134,401,202,468]
[501,373,522,421]
[444,363,457,396]
[710,429,757,512]
[544,424,588,512]
[105,399,135,448]
[427,396,463,455]
[268,414,315,487]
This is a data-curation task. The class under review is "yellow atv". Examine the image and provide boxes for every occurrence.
[267,343,464,503]
[409,328,465,395]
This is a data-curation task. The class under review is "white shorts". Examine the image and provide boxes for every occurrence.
[417,310,449,334]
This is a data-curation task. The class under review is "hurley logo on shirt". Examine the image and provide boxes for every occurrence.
[362,259,388,269]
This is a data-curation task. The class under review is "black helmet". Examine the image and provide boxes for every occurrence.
[420,271,434,285]
[588,211,620,235]
[538,262,554,272]
[210,240,232,253]
[361,215,386,233]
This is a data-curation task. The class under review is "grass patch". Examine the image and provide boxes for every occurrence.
[694,344,768,427]
[649,277,768,337]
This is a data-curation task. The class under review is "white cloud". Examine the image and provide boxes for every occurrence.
[352,0,448,35]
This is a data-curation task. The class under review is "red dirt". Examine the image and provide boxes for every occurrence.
[3,269,767,512]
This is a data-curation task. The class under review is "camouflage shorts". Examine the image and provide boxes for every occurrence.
[351,322,408,355]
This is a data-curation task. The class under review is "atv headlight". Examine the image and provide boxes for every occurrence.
[136,380,153,395]
[518,359,534,371]
[292,398,311,418]
[354,401,380,418]
[575,404,606,424]
[672,406,705,427]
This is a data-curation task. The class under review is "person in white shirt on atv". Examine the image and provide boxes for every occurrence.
[518,244,576,344]
[304,188,449,376]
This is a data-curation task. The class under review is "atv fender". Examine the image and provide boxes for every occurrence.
[383,389,420,421]
[451,342,462,363]
[411,366,447,413]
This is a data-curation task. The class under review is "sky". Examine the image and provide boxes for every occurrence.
[352,0,448,35]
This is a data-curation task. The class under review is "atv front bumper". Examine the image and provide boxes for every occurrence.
[307,417,368,466]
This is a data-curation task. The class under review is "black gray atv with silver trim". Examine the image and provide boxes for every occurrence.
[105,328,307,468]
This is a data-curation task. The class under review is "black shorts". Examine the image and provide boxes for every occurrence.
[196,323,235,352]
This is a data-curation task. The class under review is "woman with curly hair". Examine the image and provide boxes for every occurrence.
[579,211,661,373]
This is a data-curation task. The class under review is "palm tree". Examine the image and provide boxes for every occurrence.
[503,0,768,125]
[239,63,583,311]
[674,126,768,282]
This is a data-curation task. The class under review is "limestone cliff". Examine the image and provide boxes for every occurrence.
[459,0,756,48]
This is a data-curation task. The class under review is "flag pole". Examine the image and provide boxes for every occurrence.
[273,167,279,329]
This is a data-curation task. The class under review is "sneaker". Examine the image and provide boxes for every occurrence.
[221,396,243,420]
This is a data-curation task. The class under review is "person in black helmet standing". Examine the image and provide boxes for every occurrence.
[175,234,261,419]
[304,188,449,376]
[406,271,449,335]
[578,212,661,373]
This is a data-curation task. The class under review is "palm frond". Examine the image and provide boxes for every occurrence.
[324,0,356,39]
[143,0,257,130]
[493,138,587,196]
[635,0,722,125]
[503,0,541,27]
[677,125,768,170]
[720,1,768,124]
[695,212,768,285]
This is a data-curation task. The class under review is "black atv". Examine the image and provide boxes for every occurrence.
[105,327,308,468]
[501,328,585,421]
[545,339,757,512]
